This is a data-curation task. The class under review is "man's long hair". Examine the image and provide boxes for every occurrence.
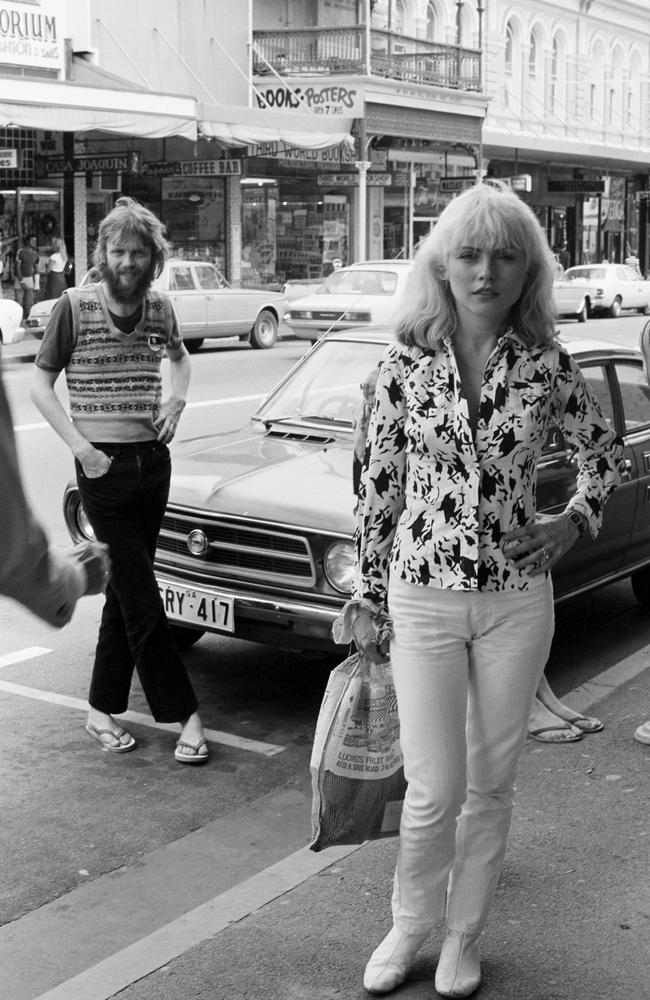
[93,196,169,280]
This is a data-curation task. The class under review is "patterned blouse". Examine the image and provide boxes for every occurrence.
[354,330,623,617]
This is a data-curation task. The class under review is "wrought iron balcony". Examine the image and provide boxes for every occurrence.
[252,26,481,92]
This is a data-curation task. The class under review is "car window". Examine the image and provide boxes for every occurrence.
[616,267,631,282]
[319,269,399,296]
[614,362,650,433]
[169,266,196,291]
[581,364,615,428]
[567,267,605,280]
[193,265,220,291]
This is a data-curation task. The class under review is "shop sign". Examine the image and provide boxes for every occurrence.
[42,153,138,173]
[635,191,650,204]
[249,142,355,166]
[254,81,363,117]
[179,159,241,177]
[0,0,63,71]
[0,147,17,168]
[141,159,240,178]
[439,177,476,193]
[547,179,605,193]
[317,172,392,187]
[500,174,532,193]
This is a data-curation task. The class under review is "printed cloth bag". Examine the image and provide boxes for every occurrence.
[309,650,406,851]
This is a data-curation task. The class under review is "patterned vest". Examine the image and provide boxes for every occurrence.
[65,283,173,442]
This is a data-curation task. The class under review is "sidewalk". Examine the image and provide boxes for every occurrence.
[8,648,649,1000]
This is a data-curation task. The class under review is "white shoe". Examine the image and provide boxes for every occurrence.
[363,926,428,994]
[634,721,650,745]
[434,930,481,997]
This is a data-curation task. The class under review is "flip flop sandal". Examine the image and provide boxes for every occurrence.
[565,714,604,734]
[85,724,136,753]
[528,725,583,743]
[175,737,209,764]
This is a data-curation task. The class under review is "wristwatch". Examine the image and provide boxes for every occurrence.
[566,509,586,537]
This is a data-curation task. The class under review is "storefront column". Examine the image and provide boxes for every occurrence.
[73,173,87,281]
[226,173,242,286]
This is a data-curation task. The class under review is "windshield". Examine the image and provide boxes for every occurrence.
[566,267,605,280]
[317,269,399,296]
[256,338,388,427]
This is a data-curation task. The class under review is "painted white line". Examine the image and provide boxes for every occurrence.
[31,842,359,1000]
[0,681,284,757]
[0,646,51,669]
[13,393,265,432]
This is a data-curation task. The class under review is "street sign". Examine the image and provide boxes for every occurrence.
[547,179,605,193]
[439,177,476,193]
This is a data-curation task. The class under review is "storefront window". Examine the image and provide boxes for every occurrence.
[241,180,278,287]
[0,187,61,287]
[275,191,350,282]
[161,177,226,268]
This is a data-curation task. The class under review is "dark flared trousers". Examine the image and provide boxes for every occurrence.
[76,440,198,723]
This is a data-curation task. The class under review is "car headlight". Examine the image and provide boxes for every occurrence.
[344,311,372,322]
[323,541,355,594]
[289,310,313,319]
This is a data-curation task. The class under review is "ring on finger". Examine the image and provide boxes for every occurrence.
[541,547,550,562]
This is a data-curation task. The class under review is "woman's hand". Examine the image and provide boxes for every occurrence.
[501,512,582,576]
[351,605,390,663]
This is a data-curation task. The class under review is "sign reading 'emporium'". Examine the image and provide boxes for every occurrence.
[0,1,62,70]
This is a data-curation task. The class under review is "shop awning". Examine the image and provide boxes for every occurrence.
[0,76,197,140]
[198,102,354,149]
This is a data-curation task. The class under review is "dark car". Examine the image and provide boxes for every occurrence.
[62,328,650,653]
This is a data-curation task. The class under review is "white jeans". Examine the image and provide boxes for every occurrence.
[388,574,554,936]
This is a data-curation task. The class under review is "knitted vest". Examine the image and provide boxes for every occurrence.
[65,283,172,442]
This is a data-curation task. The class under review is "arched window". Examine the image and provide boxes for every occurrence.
[394,0,405,33]
[505,21,514,74]
[528,30,536,78]
[426,2,436,42]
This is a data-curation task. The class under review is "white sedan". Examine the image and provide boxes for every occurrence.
[22,260,287,352]
[0,299,25,344]
[284,260,412,342]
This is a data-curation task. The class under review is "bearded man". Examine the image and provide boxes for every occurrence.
[31,197,208,764]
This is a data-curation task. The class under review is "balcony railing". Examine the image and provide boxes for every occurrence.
[252,27,481,92]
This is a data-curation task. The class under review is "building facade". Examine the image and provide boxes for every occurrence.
[0,0,647,302]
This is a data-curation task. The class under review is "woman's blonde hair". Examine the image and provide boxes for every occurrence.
[395,182,558,349]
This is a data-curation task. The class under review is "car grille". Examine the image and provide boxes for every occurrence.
[156,507,316,587]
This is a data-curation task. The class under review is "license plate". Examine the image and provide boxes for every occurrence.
[159,582,234,633]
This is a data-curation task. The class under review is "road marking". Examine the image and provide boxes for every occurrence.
[13,394,265,432]
[0,680,284,756]
[29,841,359,1000]
[0,646,51,669]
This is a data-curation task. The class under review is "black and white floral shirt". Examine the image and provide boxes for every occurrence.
[354,330,622,616]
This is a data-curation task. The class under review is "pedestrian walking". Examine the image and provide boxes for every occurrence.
[0,361,110,626]
[31,197,208,763]
[43,236,68,300]
[14,234,40,319]
[340,182,622,996]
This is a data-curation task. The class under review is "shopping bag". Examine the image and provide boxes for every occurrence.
[309,650,406,852]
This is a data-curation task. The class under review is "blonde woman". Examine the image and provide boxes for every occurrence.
[344,183,622,996]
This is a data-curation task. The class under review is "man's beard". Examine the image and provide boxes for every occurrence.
[101,261,156,305]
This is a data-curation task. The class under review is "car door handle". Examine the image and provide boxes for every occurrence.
[622,457,633,481]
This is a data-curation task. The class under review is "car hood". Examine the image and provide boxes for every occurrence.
[169,426,353,533]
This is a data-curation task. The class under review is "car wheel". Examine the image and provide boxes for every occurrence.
[250,309,278,349]
[169,624,205,650]
[185,338,204,354]
[608,297,622,319]
[576,300,588,323]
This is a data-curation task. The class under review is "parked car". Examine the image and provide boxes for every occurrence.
[61,325,650,655]
[281,276,325,303]
[284,260,412,341]
[552,264,592,322]
[23,260,287,351]
[563,263,650,318]
[0,298,25,344]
